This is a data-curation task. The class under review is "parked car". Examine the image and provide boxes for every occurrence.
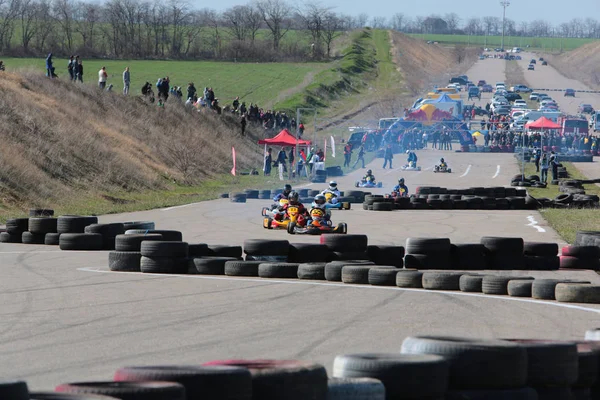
[481,84,493,93]
[539,57,544,61]
[530,92,541,101]
[468,87,481,100]
[542,61,548,66]
[515,55,522,60]
[564,89,576,97]
[511,85,532,93]
[505,92,523,102]
[449,77,468,85]
[528,64,535,70]
[578,104,595,114]
[477,80,487,87]
[530,59,537,64]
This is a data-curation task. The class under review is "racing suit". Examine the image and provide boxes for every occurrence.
[307,206,331,227]
[321,188,341,204]
[407,152,418,168]
[273,192,291,202]
[439,162,447,169]
[393,184,409,197]
[363,174,376,184]
[276,201,309,222]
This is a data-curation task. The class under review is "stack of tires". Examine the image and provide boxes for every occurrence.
[243,239,289,262]
[109,232,163,272]
[312,169,327,184]
[523,242,559,270]
[229,192,247,203]
[25,217,58,245]
[58,216,102,250]
[321,234,369,261]
[363,195,393,211]
[1,218,29,243]
[288,242,329,263]
[560,246,600,270]
[575,231,600,246]
[258,189,272,200]
[480,237,525,270]
[84,223,125,250]
[450,244,488,270]
[367,245,405,268]
[140,241,189,274]
[244,189,259,199]
[343,190,368,204]
[560,180,585,195]
[404,238,451,270]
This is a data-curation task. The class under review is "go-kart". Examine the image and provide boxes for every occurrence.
[261,198,288,217]
[434,164,452,173]
[401,161,421,171]
[386,188,408,198]
[263,203,307,230]
[323,192,351,210]
[287,208,347,235]
[355,178,382,188]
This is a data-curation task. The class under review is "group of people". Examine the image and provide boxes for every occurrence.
[533,149,561,183]
[263,147,325,177]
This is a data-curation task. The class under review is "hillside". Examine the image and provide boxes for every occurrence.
[542,42,600,89]
[0,70,263,216]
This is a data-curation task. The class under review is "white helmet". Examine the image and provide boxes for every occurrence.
[406,150,411,154]
[329,181,338,190]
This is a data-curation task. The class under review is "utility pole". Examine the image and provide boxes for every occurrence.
[500,0,510,51]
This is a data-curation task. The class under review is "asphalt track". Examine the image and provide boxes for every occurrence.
[2,57,600,391]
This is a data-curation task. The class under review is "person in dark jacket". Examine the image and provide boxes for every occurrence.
[277,147,288,172]
[352,144,366,168]
[264,148,273,176]
[67,55,74,80]
[240,113,247,136]
[45,53,53,78]
[383,143,393,169]
[187,83,196,101]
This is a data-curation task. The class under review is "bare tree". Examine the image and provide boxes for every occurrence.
[54,0,75,52]
[370,16,386,29]
[444,12,460,33]
[464,17,481,35]
[33,0,53,50]
[299,2,329,58]
[413,16,424,33]
[0,0,20,51]
[354,12,368,28]
[482,16,495,36]
[169,0,190,57]
[18,0,38,52]
[73,2,99,51]
[322,11,344,58]
[256,0,290,50]
[199,8,222,57]
[390,12,405,32]
[223,5,250,42]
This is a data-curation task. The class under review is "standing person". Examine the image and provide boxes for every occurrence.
[533,147,541,172]
[352,144,366,169]
[72,56,80,82]
[264,148,272,176]
[76,59,83,82]
[45,53,53,78]
[122,67,130,95]
[343,143,352,168]
[288,147,295,175]
[550,153,559,182]
[67,56,74,81]
[187,82,196,101]
[383,144,393,169]
[540,153,549,183]
[277,147,288,173]
[98,66,107,89]
[240,113,247,136]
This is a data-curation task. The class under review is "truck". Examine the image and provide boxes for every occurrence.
[558,116,589,136]
[591,111,600,132]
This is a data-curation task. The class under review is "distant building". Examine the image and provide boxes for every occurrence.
[423,17,448,34]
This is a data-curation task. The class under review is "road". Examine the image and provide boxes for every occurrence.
[2,56,600,391]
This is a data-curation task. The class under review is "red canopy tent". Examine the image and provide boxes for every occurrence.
[526,117,561,130]
[258,129,311,146]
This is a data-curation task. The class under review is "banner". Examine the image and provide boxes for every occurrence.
[262,144,267,172]
[330,136,336,158]
[278,163,284,180]
[231,146,236,176]
[323,138,327,162]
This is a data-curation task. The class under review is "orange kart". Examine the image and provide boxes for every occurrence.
[263,204,307,230]
[261,198,288,217]
[287,208,347,235]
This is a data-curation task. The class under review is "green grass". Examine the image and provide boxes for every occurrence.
[0,173,292,223]
[2,57,326,109]
[407,33,598,51]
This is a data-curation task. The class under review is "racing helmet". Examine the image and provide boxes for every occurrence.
[310,208,325,218]
[440,158,445,163]
[283,184,292,195]
[367,169,372,175]
[288,191,299,203]
[314,194,326,206]
[398,178,405,185]
[328,181,338,190]
[406,150,411,154]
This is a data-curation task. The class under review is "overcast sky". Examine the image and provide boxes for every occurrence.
[200,0,600,26]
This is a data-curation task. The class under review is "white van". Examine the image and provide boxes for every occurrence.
[521,111,563,124]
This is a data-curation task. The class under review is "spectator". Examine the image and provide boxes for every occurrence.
[0,60,4,71]
[343,143,352,168]
[76,59,83,82]
[67,55,74,81]
[123,67,130,95]
[240,113,247,136]
[277,147,288,172]
[240,102,247,115]
[233,96,240,111]
[187,82,196,101]
[264,148,272,176]
[382,143,393,169]
[98,66,107,89]
[352,144,366,168]
[45,53,54,78]
[288,147,295,170]
[298,123,305,138]
[540,153,549,183]
[73,56,80,82]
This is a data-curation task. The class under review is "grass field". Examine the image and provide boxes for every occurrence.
[407,33,598,51]
[2,57,328,109]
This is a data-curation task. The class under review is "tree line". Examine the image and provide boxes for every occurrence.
[0,0,598,61]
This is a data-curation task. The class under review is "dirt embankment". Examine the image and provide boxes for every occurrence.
[0,71,261,211]
[542,42,600,90]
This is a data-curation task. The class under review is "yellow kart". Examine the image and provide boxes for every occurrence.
[288,208,347,235]
[263,204,308,230]
[323,192,351,210]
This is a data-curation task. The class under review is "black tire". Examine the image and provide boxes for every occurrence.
[30,393,120,400]
[0,380,29,400]
[45,233,61,245]
[28,217,58,234]
[575,231,600,246]
[328,251,370,261]
[6,218,29,234]
[108,251,142,272]
[508,197,526,209]
[125,230,182,242]
[288,243,328,263]
[0,232,21,243]
[258,262,299,278]
[555,193,574,204]
[405,238,451,254]
[326,377,385,400]
[230,193,247,203]
[532,279,570,300]
[208,245,243,258]
[574,343,599,389]
[113,365,252,400]
[224,260,262,277]
[372,202,392,211]
[122,221,155,231]
[480,237,524,253]
[422,272,463,290]
[404,254,451,270]
[367,245,405,268]
[29,208,54,217]
[321,234,368,253]
[396,270,424,288]
[297,263,326,280]
[140,241,188,258]
[55,381,185,400]
[325,261,374,282]
[525,256,560,271]
[59,233,103,250]
[243,239,289,256]
[85,223,125,237]
[245,189,259,199]
[140,256,189,274]
[57,216,98,234]
[482,275,534,295]
[400,336,528,389]
[562,246,600,259]
[115,234,163,252]
[445,387,537,400]
[507,280,533,297]
[341,265,373,284]
[332,353,449,399]
[450,244,487,270]
[560,256,600,270]
[523,242,559,257]
[555,284,600,304]
[188,243,210,257]
[504,340,578,387]
[368,267,399,286]
[345,191,366,202]
[459,275,484,292]
[191,257,237,275]
[22,231,46,244]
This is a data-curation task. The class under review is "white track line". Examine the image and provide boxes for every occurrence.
[492,165,501,179]
[79,267,600,315]
[0,250,101,254]
[459,165,472,178]
[527,215,546,233]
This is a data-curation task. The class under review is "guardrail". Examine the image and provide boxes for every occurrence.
[530,88,600,94]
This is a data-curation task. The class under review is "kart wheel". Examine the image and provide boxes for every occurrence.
[264,217,273,229]
[342,202,351,210]
[448,169,451,173]
[377,182,382,188]
[355,182,359,188]
[261,207,269,217]
[287,222,296,235]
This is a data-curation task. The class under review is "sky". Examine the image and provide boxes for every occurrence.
[197,0,600,26]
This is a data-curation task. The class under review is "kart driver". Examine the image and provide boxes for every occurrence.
[321,181,341,204]
[273,184,292,202]
[363,169,376,184]
[406,150,418,168]
[275,191,309,221]
[308,194,332,226]
[439,158,447,168]
[393,178,409,197]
